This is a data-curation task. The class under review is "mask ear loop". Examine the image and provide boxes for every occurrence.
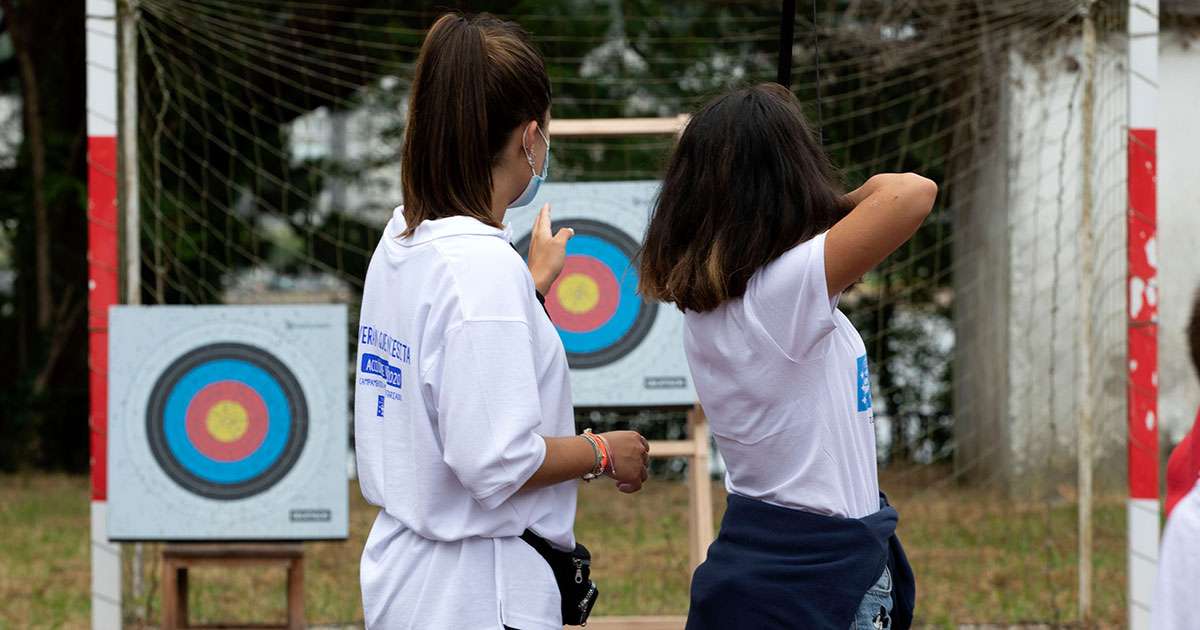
[522,124,539,175]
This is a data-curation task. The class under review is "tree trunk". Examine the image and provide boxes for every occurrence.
[2,0,52,331]
[0,0,90,470]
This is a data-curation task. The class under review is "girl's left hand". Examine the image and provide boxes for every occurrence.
[527,203,574,295]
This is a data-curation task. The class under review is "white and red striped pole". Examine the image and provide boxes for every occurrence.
[1126,1,1159,629]
[86,0,121,627]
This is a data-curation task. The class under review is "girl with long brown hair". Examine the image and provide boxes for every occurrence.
[353,13,648,629]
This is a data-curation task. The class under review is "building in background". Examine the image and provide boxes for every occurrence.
[956,15,1199,489]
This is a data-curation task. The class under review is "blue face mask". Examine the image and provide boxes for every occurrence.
[508,127,550,209]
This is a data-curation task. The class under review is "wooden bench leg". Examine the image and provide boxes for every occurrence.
[162,560,189,630]
[163,545,304,629]
[162,559,176,630]
[287,556,305,629]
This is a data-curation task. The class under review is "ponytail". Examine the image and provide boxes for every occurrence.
[401,13,551,236]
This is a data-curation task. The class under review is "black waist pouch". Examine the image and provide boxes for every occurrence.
[519,529,599,625]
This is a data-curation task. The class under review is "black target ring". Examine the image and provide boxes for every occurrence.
[145,343,308,501]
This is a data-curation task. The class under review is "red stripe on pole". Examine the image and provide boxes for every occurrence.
[89,135,118,502]
[1127,127,1157,501]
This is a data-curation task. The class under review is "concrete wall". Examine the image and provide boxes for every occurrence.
[953,67,1012,486]
[956,31,1143,491]
[957,30,1200,489]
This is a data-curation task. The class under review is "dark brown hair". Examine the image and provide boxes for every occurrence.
[1190,288,1200,380]
[400,13,550,236]
[638,83,845,312]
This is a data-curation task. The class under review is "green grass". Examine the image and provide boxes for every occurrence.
[0,472,1128,629]
[0,476,92,630]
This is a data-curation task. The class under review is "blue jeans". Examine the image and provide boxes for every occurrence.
[852,567,893,630]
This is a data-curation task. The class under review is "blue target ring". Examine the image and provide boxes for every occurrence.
[517,219,657,369]
[162,359,292,484]
[556,234,641,354]
[146,343,308,500]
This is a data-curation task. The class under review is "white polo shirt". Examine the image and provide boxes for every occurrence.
[354,209,576,630]
[1153,479,1200,629]
[683,232,880,518]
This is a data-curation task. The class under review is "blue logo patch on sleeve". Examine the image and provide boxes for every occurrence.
[856,354,872,412]
[376,395,385,418]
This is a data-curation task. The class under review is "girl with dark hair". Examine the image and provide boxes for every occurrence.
[354,13,648,630]
[640,83,937,630]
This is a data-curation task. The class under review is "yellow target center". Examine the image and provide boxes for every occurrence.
[556,273,600,314]
[205,401,249,443]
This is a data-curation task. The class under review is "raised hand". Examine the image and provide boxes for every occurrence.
[526,203,574,295]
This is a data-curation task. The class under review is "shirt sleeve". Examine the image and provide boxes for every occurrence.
[747,232,839,361]
[436,319,548,510]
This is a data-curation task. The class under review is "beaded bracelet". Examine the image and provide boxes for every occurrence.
[579,431,604,481]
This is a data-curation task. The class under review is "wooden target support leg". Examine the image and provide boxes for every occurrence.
[685,406,714,571]
[644,404,715,573]
[161,558,186,630]
[287,553,305,628]
[160,543,306,630]
[591,405,713,629]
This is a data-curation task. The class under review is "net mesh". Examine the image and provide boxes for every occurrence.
[128,0,1133,625]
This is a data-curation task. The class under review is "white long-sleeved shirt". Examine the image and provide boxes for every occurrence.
[354,209,576,630]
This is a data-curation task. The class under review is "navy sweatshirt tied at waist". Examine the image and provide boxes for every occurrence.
[686,492,915,630]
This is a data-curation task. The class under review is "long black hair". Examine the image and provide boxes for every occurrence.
[639,83,845,312]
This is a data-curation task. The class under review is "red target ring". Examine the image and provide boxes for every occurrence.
[546,255,620,332]
[516,219,656,368]
[184,380,269,462]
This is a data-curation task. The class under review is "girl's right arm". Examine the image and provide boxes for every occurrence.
[523,431,649,494]
[824,173,938,296]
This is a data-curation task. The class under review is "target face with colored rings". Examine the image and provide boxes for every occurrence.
[146,343,308,500]
[518,219,656,369]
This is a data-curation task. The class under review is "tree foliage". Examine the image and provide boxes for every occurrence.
[2,0,1018,469]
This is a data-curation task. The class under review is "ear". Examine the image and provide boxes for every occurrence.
[522,120,541,151]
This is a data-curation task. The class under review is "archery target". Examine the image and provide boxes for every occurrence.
[507,181,696,407]
[516,219,656,369]
[145,343,307,500]
[107,305,348,541]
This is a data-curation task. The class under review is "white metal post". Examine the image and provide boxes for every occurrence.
[1126,2,1160,629]
[87,0,122,626]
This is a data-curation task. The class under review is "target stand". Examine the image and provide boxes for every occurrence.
[507,180,695,407]
[160,543,305,630]
[107,305,348,542]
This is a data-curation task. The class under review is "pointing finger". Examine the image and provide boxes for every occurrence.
[531,203,544,233]
[536,204,552,237]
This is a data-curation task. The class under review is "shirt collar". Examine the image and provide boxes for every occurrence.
[390,206,513,246]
